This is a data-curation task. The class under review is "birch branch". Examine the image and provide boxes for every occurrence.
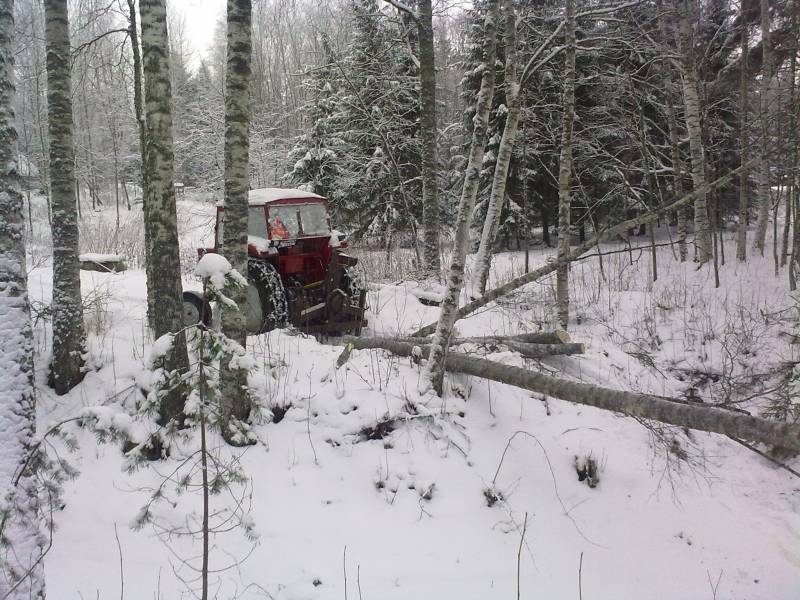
[411,158,759,338]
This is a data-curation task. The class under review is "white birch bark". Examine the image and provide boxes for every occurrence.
[44,0,86,394]
[736,4,749,262]
[556,0,576,328]
[421,0,500,397]
[220,0,253,444]
[140,0,190,424]
[677,1,712,264]
[0,1,44,595]
[126,0,155,326]
[789,0,799,290]
[418,0,441,278]
[657,1,687,262]
[753,0,772,254]
[472,0,519,296]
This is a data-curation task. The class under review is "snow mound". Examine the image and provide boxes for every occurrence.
[195,252,233,291]
[409,281,445,304]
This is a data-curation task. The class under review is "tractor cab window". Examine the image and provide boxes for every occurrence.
[297,204,329,236]
[248,207,267,239]
[268,206,300,239]
[217,208,268,246]
[268,203,329,239]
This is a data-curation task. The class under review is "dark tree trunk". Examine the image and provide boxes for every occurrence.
[418,0,441,278]
[44,0,86,394]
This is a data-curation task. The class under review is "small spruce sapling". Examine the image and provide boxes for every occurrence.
[123,255,260,599]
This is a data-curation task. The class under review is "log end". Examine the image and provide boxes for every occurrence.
[79,254,127,273]
[554,329,571,344]
[79,260,128,273]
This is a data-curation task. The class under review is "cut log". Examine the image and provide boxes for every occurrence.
[78,254,127,272]
[501,340,584,358]
[398,336,584,358]
[512,330,571,344]
[338,337,800,452]
[402,330,571,345]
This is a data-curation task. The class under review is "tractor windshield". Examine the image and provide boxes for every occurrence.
[268,203,329,239]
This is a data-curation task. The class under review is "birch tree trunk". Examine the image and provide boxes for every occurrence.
[677,0,712,264]
[556,0,576,329]
[127,0,154,325]
[418,0,440,279]
[140,0,189,424]
[736,5,749,262]
[44,0,85,395]
[0,1,44,595]
[421,0,499,397]
[789,0,799,290]
[220,0,253,445]
[473,0,519,296]
[658,2,687,262]
[754,0,772,254]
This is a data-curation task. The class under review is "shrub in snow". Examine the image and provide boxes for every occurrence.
[483,486,504,507]
[574,453,601,489]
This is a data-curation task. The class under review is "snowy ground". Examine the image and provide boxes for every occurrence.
[21,198,800,599]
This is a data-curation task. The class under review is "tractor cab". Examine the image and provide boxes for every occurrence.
[186,188,366,336]
[214,189,341,285]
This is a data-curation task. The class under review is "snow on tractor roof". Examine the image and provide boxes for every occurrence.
[247,188,325,206]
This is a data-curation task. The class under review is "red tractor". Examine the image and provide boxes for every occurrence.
[183,188,367,336]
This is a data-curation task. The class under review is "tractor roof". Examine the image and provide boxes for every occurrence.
[247,188,325,206]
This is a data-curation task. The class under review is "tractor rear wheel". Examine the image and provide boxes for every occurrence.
[246,260,287,334]
[182,291,212,327]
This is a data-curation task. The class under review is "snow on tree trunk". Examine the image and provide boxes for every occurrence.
[658,1,687,262]
[139,0,189,424]
[789,0,799,290]
[556,0,576,329]
[754,0,772,255]
[421,0,499,397]
[472,0,519,297]
[418,0,440,279]
[677,1,712,264]
[0,1,45,595]
[44,0,86,395]
[736,3,749,262]
[127,0,154,327]
[220,0,253,444]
